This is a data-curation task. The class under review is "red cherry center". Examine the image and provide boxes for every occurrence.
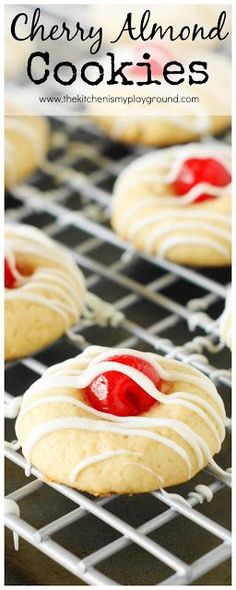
[130,43,174,78]
[173,157,231,204]
[85,354,163,417]
[5,257,17,289]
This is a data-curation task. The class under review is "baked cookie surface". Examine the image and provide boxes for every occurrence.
[5,9,33,79]
[93,114,230,149]
[5,101,49,189]
[5,224,86,360]
[15,346,226,495]
[112,143,231,267]
[89,45,231,146]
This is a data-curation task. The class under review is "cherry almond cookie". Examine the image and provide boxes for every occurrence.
[5,224,86,360]
[88,43,231,147]
[5,101,49,190]
[15,346,226,495]
[112,143,231,267]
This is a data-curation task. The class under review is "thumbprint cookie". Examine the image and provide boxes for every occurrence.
[88,42,231,147]
[15,345,226,495]
[5,101,49,190]
[112,142,231,267]
[5,224,86,360]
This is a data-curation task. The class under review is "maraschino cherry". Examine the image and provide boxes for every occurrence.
[85,354,163,416]
[5,258,17,289]
[130,43,174,78]
[173,157,231,204]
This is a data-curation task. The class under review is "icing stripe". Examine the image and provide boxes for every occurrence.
[5,224,86,328]
[119,200,231,234]
[114,144,231,195]
[16,346,226,486]
[113,143,231,261]
[124,461,164,483]
[21,416,193,476]
[70,450,141,482]
[188,484,214,504]
[18,397,211,470]
[158,236,229,258]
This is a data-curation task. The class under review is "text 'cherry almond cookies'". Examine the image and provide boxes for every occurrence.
[112,143,231,267]
[5,224,122,361]
[15,346,227,495]
[89,5,230,49]
[5,101,49,190]
[88,41,231,147]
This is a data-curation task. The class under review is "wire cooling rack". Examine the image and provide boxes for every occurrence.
[5,115,231,586]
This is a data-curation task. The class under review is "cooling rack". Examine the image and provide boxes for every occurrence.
[5,115,231,586]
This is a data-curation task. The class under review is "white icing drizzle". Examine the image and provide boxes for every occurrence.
[113,143,231,260]
[4,499,20,551]
[188,484,213,504]
[187,311,215,333]
[208,459,232,481]
[83,292,124,328]
[5,439,21,451]
[125,461,164,483]
[22,352,226,417]
[95,42,230,139]
[144,221,230,258]
[5,396,23,419]
[219,287,232,349]
[160,483,215,506]
[115,143,231,194]
[21,417,193,476]
[129,210,231,236]
[70,450,141,482]
[5,224,123,334]
[65,328,86,347]
[160,487,189,506]
[192,335,225,354]
[158,236,229,259]
[25,462,32,478]
[127,185,227,210]
[5,224,86,329]
[15,346,227,487]
[188,296,213,312]
[17,396,211,466]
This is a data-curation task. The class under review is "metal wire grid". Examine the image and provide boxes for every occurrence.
[5,115,231,586]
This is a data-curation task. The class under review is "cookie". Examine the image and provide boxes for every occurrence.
[219,289,231,349]
[88,44,231,146]
[5,224,86,360]
[112,142,231,267]
[5,101,49,189]
[5,9,33,79]
[15,345,226,495]
[92,114,231,149]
